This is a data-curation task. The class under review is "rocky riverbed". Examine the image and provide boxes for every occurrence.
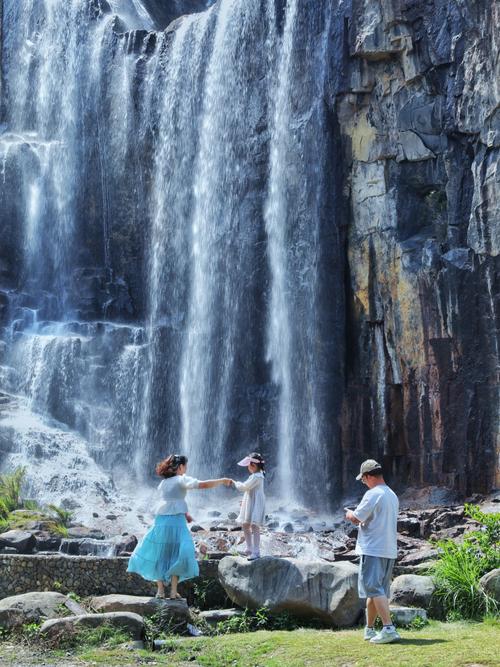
[2,490,498,572]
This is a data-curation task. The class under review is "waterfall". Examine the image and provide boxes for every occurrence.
[0,0,343,518]
[265,0,337,505]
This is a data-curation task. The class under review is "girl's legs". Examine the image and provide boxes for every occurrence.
[250,524,260,558]
[242,523,253,555]
[169,575,180,599]
[156,580,165,598]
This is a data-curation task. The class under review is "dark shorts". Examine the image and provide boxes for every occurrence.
[358,555,395,599]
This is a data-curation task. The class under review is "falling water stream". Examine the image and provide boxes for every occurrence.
[0,0,343,522]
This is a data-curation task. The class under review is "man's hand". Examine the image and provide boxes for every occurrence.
[345,510,361,525]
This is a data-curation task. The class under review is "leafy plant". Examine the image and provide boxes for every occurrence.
[407,615,428,630]
[22,499,41,511]
[67,591,81,602]
[0,467,26,514]
[19,621,41,645]
[431,504,500,620]
[209,607,300,636]
[47,504,73,528]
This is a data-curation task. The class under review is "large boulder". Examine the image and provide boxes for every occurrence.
[40,612,144,640]
[218,557,364,627]
[0,592,86,629]
[390,574,436,609]
[0,530,36,554]
[479,569,500,603]
[89,594,190,622]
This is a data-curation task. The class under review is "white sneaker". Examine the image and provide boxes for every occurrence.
[247,553,260,561]
[363,626,377,640]
[370,627,401,644]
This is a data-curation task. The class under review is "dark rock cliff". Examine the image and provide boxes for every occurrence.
[338,0,499,495]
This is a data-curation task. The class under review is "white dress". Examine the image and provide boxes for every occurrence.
[235,472,265,526]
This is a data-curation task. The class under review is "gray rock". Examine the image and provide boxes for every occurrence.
[390,606,427,627]
[390,575,435,609]
[89,594,190,621]
[115,534,138,555]
[198,608,243,624]
[218,556,364,627]
[40,611,144,640]
[398,547,438,567]
[0,607,25,629]
[479,568,500,602]
[0,592,85,629]
[0,530,36,554]
[67,526,105,540]
[397,517,421,538]
[34,533,62,551]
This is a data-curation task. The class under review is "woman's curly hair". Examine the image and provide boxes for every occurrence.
[156,454,188,478]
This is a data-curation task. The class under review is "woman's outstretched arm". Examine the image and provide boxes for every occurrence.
[198,478,232,489]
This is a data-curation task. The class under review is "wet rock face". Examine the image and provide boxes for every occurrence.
[338,0,499,495]
[141,0,215,30]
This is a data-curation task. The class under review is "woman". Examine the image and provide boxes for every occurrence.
[127,454,231,599]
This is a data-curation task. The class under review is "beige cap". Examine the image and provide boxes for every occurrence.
[356,459,382,480]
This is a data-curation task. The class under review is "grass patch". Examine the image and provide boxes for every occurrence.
[0,466,73,536]
[0,620,498,666]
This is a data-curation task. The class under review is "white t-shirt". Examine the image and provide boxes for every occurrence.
[353,484,399,559]
[155,475,199,516]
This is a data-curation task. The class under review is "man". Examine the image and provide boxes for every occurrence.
[346,459,400,644]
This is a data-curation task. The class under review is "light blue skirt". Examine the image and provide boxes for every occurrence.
[126,514,199,583]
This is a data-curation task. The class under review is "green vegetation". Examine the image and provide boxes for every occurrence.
[46,504,74,528]
[0,467,73,535]
[432,504,500,620]
[201,607,301,636]
[0,620,498,666]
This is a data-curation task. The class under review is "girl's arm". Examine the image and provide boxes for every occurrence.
[198,478,232,489]
[234,475,261,493]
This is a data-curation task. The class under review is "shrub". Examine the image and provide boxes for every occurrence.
[0,467,26,514]
[47,504,73,528]
[432,504,499,620]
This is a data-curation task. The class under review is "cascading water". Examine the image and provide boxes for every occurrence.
[0,0,344,523]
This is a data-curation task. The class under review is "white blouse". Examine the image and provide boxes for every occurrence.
[155,475,199,516]
[235,472,265,526]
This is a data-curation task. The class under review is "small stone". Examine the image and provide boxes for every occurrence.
[283,523,294,533]
[190,524,205,532]
[208,511,221,517]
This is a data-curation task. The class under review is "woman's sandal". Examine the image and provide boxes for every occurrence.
[155,592,166,599]
[169,593,184,600]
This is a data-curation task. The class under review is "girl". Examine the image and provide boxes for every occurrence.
[233,452,266,560]
[127,454,231,599]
